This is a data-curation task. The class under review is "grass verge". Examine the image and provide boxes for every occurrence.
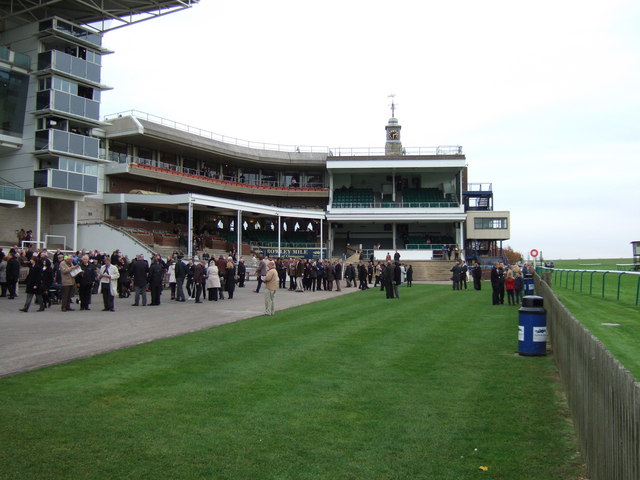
[0,285,586,479]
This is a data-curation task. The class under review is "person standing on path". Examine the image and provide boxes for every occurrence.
[263,261,278,316]
[254,255,268,293]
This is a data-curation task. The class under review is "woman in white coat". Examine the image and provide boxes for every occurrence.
[205,260,221,301]
[167,260,176,300]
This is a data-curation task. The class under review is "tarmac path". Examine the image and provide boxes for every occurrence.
[0,280,359,378]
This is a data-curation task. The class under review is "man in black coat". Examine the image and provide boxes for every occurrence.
[77,254,98,310]
[383,261,395,299]
[148,257,165,306]
[129,254,149,306]
[237,258,246,287]
[471,261,483,290]
[490,262,505,305]
[174,257,187,301]
[5,250,20,299]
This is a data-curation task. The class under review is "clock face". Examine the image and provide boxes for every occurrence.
[388,129,399,140]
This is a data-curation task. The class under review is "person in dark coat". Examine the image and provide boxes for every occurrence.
[393,261,402,299]
[20,257,44,312]
[334,261,342,292]
[383,262,395,299]
[174,257,187,301]
[76,255,98,310]
[237,258,246,288]
[225,258,236,300]
[5,250,20,299]
[129,254,149,306]
[193,260,205,303]
[406,265,413,287]
[490,262,505,305]
[148,257,165,306]
[460,261,468,290]
[471,261,483,290]
[450,261,461,290]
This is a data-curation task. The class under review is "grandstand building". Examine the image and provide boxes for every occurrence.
[1,1,511,279]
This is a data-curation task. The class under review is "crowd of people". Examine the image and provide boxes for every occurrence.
[1,243,535,315]
[447,258,535,306]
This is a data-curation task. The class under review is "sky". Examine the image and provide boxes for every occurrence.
[100,0,640,260]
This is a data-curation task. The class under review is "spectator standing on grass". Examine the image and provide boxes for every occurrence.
[406,265,413,287]
[334,260,342,292]
[393,262,402,299]
[460,260,468,290]
[450,261,461,291]
[263,260,278,316]
[383,261,395,299]
[514,271,524,304]
[472,261,482,290]
[505,269,516,305]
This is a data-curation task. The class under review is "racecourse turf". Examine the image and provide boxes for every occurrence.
[0,284,586,479]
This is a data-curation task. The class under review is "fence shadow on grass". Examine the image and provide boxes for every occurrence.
[535,273,640,480]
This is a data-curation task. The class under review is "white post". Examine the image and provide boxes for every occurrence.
[72,201,78,251]
[236,210,242,259]
[392,223,397,250]
[36,196,42,245]
[187,195,193,258]
[277,215,282,259]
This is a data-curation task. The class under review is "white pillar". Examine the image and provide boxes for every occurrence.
[277,215,282,259]
[236,210,242,259]
[392,223,397,250]
[187,195,193,258]
[36,196,42,246]
[319,219,324,258]
[72,200,78,252]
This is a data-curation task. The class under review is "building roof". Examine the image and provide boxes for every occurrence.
[0,0,197,32]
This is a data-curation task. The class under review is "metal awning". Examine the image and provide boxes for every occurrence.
[0,0,197,32]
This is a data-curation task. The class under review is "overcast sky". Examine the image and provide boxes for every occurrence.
[100,0,640,260]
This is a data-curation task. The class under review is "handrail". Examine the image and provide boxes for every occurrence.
[104,110,464,157]
[119,155,328,190]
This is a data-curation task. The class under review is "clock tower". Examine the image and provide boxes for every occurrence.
[385,95,402,156]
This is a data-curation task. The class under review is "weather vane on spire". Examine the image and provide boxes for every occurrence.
[388,93,397,118]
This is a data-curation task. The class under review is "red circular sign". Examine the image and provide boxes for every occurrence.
[530,249,539,258]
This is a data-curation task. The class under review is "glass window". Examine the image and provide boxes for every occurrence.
[474,217,508,229]
[84,163,98,176]
[261,170,277,186]
[0,68,29,137]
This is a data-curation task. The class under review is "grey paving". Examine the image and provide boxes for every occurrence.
[0,281,359,378]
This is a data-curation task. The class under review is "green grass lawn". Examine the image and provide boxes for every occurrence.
[0,285,585,479]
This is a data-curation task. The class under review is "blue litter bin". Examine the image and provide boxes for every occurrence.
[518,295,547,356]
[523,276,535,295]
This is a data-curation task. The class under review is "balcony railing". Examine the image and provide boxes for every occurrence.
[104,110,463,157]
[35,129,100,159]
[332,201,460,209]
[34,169,98,194]
[113,154,328,190]
[38,50,100,84]
[36,90,100,121]
[0,184,25,203]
